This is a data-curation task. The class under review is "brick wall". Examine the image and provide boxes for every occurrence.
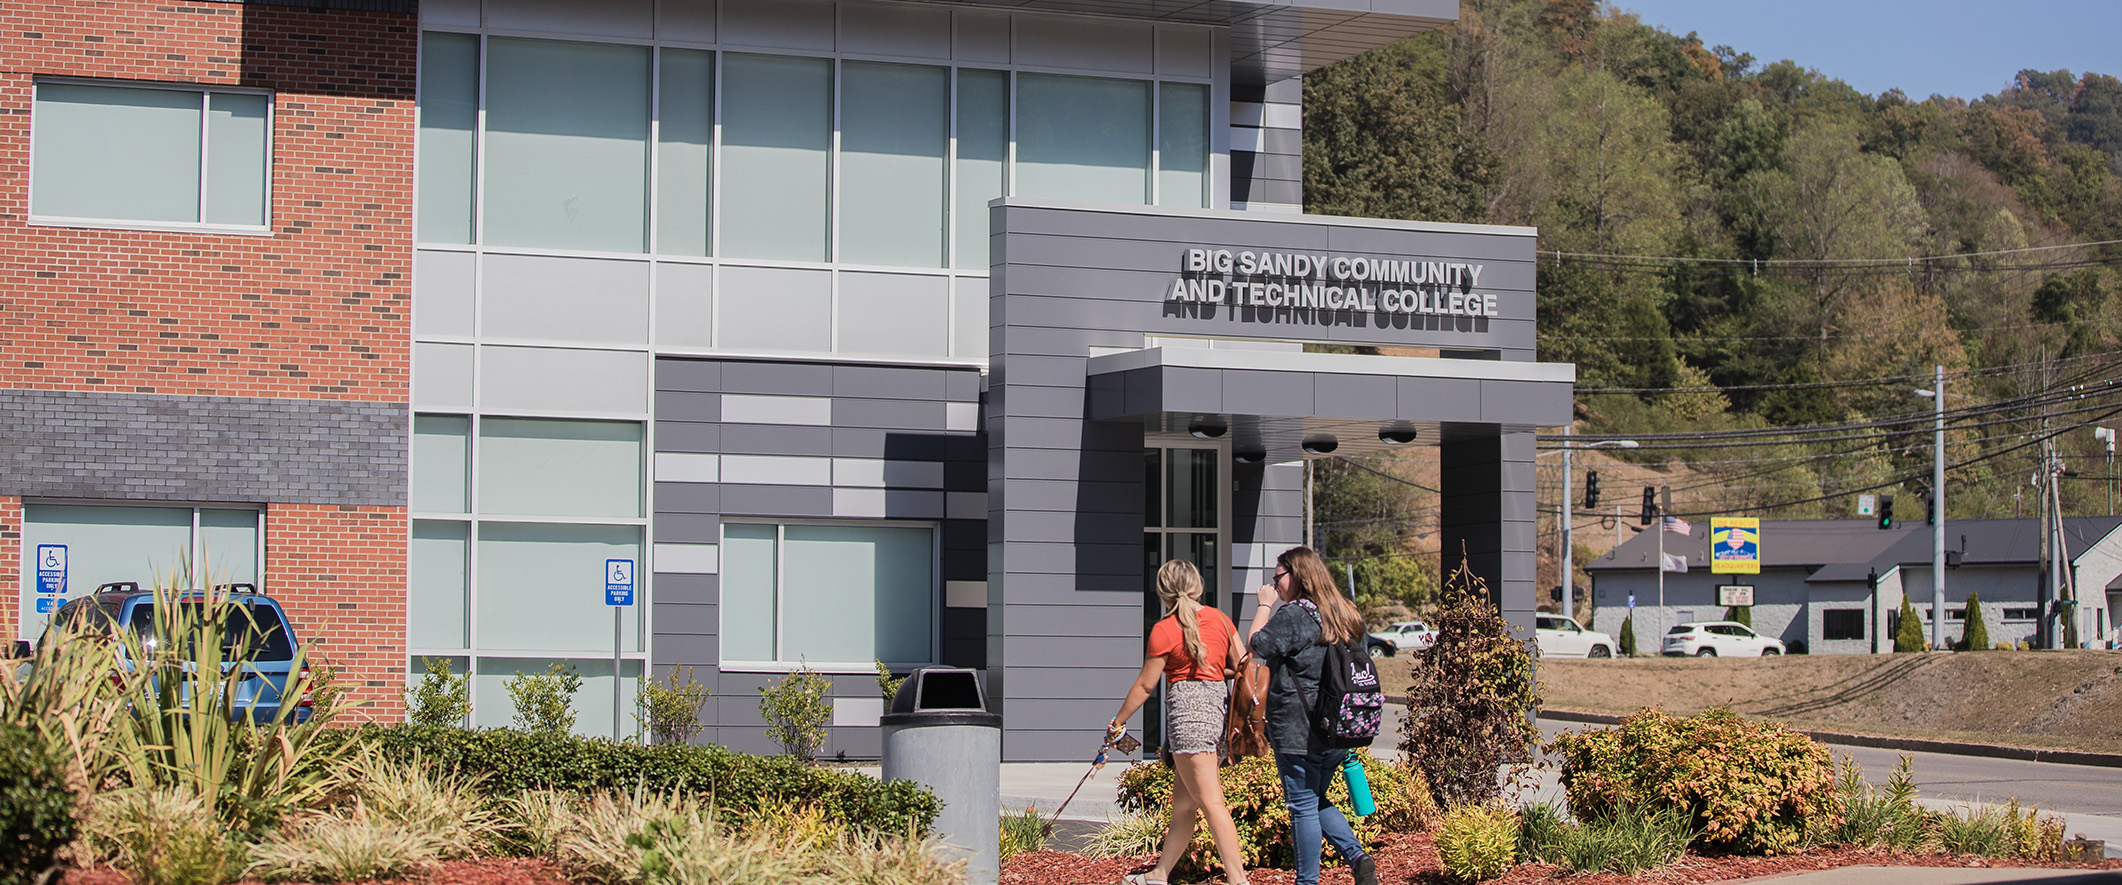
[0,2,417,713]
[265,503,405,721]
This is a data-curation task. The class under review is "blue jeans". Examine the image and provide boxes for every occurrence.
[1275,750,1367,885]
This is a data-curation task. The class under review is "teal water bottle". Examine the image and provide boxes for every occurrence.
[1342,755,1376,816]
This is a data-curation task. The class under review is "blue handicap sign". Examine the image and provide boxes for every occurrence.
[36,544,67,596]
[1627,594,1636,610]
[35,597,59,614]
[605,558,636,606]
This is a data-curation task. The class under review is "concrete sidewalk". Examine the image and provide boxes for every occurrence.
[1728,868,2122,884]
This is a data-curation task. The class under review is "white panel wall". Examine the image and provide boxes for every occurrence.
[482,255,649,345]
[413,250,475,337]
[480,345,650,414]
[485,0,654,38]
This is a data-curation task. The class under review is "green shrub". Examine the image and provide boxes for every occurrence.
[1081,810,1166,858]
[636,666,711,746]
[1724,606,1752,628]
[1936,800,2062,860]
[89,788,242,885]
[1959,592,1991,652]
[1554,708,1837,855]
[1436,804,1517,882]
[497,789,575,858]
[1515,802,1568,862]
[1895,596,1927,653]
[1814,754,1927,850]
[1560,803,1695,874]
[406,657,472,727]
[506,663,584,736]
[0,722,75,885]
[999,805,1046,863]
[758,664,831,761]
[1115,750,1430,874]
[1618,614,1637,656]
[321,725,938,835]
[1401,556,1540,807]
[874,660,906,702]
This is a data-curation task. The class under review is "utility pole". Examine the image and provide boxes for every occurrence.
[2039,439,2055,649]
[1561,426,1574,621]
[1930,365,1946,653]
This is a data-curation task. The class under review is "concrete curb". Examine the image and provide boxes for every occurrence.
[1537,708,2122,769]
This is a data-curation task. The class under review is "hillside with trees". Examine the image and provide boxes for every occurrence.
[1303,0,2122,618]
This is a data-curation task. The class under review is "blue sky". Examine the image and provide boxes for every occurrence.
[1607,1,2120,101]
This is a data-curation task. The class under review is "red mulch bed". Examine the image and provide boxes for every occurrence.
[1001,833,2122,885]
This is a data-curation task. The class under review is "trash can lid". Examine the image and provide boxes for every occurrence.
[889,667,991,715]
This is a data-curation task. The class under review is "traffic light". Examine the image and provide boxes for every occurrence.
[1584,470,1601,510]
[1924,491,1936,525]
[1878,495,1895,529]
[1639,485,1657,526]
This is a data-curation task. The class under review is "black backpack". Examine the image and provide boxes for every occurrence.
[1292,600,1385,748]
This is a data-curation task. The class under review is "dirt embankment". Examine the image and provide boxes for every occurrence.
[1380,650,2122,753]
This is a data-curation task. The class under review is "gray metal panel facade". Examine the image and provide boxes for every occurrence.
[651,357,986,756]
[0,389,408,506]
[1232,78,1304,209]
[991,200,1557,760]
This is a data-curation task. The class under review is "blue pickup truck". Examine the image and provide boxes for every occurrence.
[47,582,313,724]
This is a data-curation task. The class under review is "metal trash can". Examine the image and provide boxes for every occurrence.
[881,667,1002,885]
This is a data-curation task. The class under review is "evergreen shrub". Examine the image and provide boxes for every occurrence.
[0,722,75,885]
[1554,708,1837,855]
[1618,614,1637,656]
[1436,803,1517,882]
[1114,750,1433,873]
[504,663,583,736]
[1959,592,1991,652]
[1894,597,1927,653]
[1724,606,1752,628]
[324,725,938,835]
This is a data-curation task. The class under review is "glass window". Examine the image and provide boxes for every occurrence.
[720,523,935,667]
[1016,73,1148,205]
[472,656,642,738]
[197,509,260,588]
[1166,448,1217,529]
[721,53,831,261]
[484,38,650,253]
[656,48,714,257]
[475,523,643,652]
[954,69,1008,269]
[417,33,479,245]
[1822,609,1865,641]
[412,414,470,514]
[840,62,947,268]
[17,504,261,641]
[476,418,643,518]
[1157,83,1208,209]
[410,520,470,649]
[31,82,271,227]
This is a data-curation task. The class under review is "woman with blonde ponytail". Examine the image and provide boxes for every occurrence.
[1109,559,1248,885]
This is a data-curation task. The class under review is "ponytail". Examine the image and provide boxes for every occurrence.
[1156,559,1207,667]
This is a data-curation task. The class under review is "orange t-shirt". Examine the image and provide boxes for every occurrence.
[1147,607,1237,682]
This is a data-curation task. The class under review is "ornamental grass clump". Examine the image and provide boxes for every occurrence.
[1553,707,1837,855]
[1401,553,1540,808]
[1813,754,1927,851]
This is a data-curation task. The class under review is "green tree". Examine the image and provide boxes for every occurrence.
[505,663,583,735]
[1305,38,1493,223]
[1723,605,1752,628]
[1959,591,1992,651]
[405,656,472,727]
[758,664,832,762]
[1618,613,1638,656]
[1894,596,1927,653]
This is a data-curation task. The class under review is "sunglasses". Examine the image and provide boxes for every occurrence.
[1273,570,1289,581]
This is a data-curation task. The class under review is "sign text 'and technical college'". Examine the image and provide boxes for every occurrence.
[1166,248,1502,324]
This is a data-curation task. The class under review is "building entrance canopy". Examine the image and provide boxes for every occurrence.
[1087,345,1573,463]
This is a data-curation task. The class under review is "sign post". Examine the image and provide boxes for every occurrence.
[35,544,68,619]
[605,558,636,740]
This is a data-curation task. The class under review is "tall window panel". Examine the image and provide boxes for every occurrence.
[477,523,644,652]
[411,415,471,514]
[721,53,832,261]
[31,83,271,227]
[476,418,644,519]
[484,38,650,253]
[1157,83,1209,209]
[656,48,714,257]
[954,69,1008,269]
[410,520,470,649]
[1016,74,1149,205]
[720,523,935,668]
[840,62,947,268]
[416,33,479,244]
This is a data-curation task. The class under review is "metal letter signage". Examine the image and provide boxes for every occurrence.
[1164,247,1503,332]
[605,559,636,606]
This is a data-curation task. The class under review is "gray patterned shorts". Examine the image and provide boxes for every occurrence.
[1164,679,1229,755]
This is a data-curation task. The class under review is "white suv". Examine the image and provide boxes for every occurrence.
[1662,621,1784,657]
[1366,621,1435,657]
[1535,615,1617,658]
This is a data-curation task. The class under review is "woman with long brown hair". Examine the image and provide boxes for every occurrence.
[1108,559,1248,885]
[1245,546,1377,885]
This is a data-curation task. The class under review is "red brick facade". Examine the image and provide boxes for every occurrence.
[0,2,417,715]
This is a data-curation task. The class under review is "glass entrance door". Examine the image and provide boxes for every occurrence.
[1140,441,1229,752]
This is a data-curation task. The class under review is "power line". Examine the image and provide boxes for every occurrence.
[1539,237,2122,267]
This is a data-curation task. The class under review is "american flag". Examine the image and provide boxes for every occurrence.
[1662,515,1693,535]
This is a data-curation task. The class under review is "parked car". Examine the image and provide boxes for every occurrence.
[46,582,313,723]
[1535,615,1617,658]
[1661,621,1784,657]
[1366,621,1436,657]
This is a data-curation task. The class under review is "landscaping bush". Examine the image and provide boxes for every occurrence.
[758,664,831,761]
[1724,605,1751,628]
[406,657,471,727]
[636,666,711,746]
[1401,555,1540,808]
[1517,800,1693,874]
[505,663,584,736]
[1618,614,1637,656]
[0,722,75,885]
[1081,810,1166,858]
[246,812,435,883]
[1114,750,1431,873]
[1937,800,2063,860]
[1553,708,1837,855]
[87,788,242,885]
[1895,596,1927,653]
[1436,804,1517,882]
[325,724,938,835]
[1813,754,1926,850]
[998,805,1046,863]
[1959,591,1991,652]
